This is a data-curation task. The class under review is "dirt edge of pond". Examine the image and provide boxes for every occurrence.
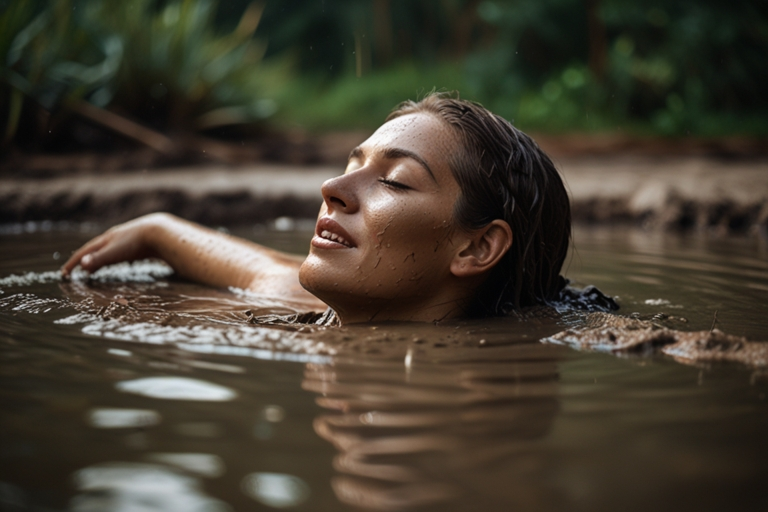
[1,155,767,235]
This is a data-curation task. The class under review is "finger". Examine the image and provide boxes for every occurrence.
[80,238,137,272]
[61,237,109,276]
[78,247,115,273]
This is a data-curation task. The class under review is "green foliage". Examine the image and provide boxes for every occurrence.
[85,0,274,131]
[0,0,37,143]
[596,0,768,134]
[3,0,767,147]
[471,0,768,135]
[0,0,120,144]
[272,63,467,130]
[259,0,768,136]
[0,0,275,149]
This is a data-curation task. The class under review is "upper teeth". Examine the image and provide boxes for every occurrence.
[321,229,350,246]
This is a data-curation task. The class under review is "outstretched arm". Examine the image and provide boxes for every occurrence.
[61,213,325,308]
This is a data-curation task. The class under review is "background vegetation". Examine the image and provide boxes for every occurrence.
[1,0,766,156]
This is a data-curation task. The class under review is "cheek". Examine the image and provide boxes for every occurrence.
[368,203,456,272]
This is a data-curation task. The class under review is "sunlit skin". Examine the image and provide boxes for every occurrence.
[61,213,325,310]
[301,113,476,322]
[62,113,512,324]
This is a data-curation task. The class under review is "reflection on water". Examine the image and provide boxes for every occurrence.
[145,453,225,478]
[88,408,161,429]
[567,228,768,339]
[253,405,287,440]
[1,226,767,511]
[71,462,230,512]
[241,472,311,508]
[116,377,237,401]
[303,341,562,510]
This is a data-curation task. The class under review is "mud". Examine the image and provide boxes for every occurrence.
[0,165,337,225]
[2,154,766,234]
[548,312,768,368]
[561,156,768,234]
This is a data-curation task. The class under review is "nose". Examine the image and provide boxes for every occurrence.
[321,174,360,214]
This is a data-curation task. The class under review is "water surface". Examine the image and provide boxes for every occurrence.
[1,224,766,511]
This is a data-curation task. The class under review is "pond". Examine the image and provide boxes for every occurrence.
[1,223,767,511]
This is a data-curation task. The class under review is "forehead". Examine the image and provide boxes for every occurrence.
[362,112,458,167]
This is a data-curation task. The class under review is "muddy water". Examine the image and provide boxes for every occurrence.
[1,224,767,511]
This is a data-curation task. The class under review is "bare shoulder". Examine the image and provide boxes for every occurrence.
[243,247,327,310]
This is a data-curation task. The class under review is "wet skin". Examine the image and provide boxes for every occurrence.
[299,113,479,323]
[61,113,511,325]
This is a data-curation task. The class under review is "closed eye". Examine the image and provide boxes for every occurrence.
[378,178,410,190]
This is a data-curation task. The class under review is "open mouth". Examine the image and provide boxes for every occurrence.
[313,217,357,249]
[319,229,352,247]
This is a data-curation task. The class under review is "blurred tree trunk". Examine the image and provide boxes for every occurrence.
[354,29,372,77]
[373,0,393,65]
[585,0,607,81]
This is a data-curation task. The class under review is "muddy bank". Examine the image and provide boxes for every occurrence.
[561,155,768,234]
[0,165,337,226]
[1,155,767,234]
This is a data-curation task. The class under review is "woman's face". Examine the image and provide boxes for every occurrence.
[299,112,470,323]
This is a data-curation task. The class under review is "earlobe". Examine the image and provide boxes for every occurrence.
[450,220,512,278]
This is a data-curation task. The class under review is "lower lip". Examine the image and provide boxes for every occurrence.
[311,235,354,250]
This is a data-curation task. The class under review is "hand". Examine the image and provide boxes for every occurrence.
[61,214,163,277]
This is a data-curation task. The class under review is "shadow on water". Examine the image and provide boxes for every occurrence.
[1,226,767,511]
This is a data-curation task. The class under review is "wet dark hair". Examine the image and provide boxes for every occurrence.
[387,92,571,316]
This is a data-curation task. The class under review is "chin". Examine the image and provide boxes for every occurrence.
[299,255,374,316]
[298,255,340,303]
[297,258,317,294]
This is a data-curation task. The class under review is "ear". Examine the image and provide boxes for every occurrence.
[450,220,513,278]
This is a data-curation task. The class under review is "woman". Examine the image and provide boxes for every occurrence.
[62,93,571,325]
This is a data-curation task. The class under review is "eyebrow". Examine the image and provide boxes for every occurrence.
[348,146,437,183]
